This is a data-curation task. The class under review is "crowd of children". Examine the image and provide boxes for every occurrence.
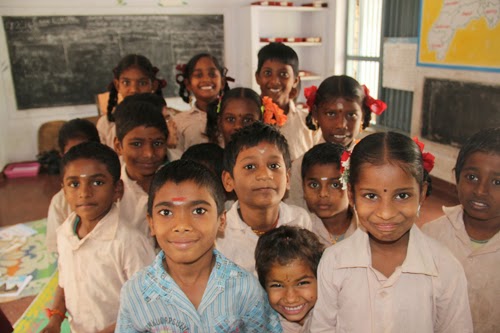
[39,44,498,333]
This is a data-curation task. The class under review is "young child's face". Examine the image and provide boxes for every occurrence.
[313,98,363,148]
[147,180,225,266]
[303,163,349,220]
[457,152,500,224]
[63,158,122,224]
[349,163,425,244]
[255,60,298,108]
[219,98,261,145]
[115,126,166,180]
[223,142,290,209]
[186,57,223,104]
[265,259,317,325]
[114,66,156,98]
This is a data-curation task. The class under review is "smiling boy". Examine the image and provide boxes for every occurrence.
[422,128,500,333]
[42,142,155,333]
[217,122,312,275]
[116,160,282,333]
[113,94,168,241]
[255,43,321,161]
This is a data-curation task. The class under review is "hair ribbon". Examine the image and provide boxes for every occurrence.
[412,137,435,173]
[362,85,387,116]
[304,85,318,112]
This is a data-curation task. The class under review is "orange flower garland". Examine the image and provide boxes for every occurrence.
[262,96,287,126]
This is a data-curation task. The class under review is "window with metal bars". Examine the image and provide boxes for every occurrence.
[345,0,419,133]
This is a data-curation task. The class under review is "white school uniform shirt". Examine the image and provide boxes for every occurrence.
[310,212,358,248]
[422,205,500,333]
[56,204,155,333]
[169,105,208,160]
[96,115,117,149]
[118,164,154,246]
[278,101,322,162]
[216,201,312,276]
[46,189,72,253]
[310,225,473,333]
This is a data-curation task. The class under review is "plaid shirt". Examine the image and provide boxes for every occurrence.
[116,249,282,333]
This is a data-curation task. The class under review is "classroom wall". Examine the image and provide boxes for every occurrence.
[0,0,344,170]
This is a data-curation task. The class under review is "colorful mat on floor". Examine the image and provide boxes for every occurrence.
[13,271,70,333]
[0,219,58,303]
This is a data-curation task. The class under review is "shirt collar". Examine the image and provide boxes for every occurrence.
[335,225,438,276]
[62,204,119,250]
[142,249,234,303]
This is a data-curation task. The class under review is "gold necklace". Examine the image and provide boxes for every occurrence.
[330,233,345,245]
[251,217,279,237]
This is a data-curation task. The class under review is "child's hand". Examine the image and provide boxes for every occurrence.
[166,119,178,149]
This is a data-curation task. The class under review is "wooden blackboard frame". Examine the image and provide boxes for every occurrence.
[3,14,225,110]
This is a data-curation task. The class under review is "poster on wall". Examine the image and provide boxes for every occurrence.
[417,0,500,72]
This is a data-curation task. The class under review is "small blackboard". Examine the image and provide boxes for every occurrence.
[422,78,500,147]
[3,15,224,110]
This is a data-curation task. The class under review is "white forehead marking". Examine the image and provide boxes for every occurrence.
[79,174,88,178]
[336,102,344,110]
[257,148,266,154]
[172,201,184,206]
[320,177,328,181]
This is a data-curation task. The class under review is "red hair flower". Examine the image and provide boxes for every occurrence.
[339,150,352,190]
[362,85,387,116]
[262,96,287,126]
[412,137,435,173]
[304,85,318,111]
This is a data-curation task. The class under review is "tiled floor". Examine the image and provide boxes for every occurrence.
[0,172,460,326]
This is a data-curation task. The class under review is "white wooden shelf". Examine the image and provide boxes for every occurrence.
[259,42,323,47]
[251,5,326,12]
[300,75,322,81]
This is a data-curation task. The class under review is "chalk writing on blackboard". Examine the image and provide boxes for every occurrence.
[3,15,224,110]
[422,78,500,147]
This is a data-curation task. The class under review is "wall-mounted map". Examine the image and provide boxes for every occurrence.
[418,0,500,72]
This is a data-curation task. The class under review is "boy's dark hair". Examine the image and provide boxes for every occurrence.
[301,142,346,180]
[306,75,372,131]
[181,143,224,181]
[114,93,168,142]
[107,54,165,122]
[148,160,226,216]
[256,43,299,77]
[205,87,263,144]
[176,53,231,104]
[255,226,324,288]
[349,131,432,196]
[61,142,121,183]
[58,118,100,153]
[223,122,291,175]
[455,127,500,183]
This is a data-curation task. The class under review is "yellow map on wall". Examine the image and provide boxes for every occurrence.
[418,0,500,71]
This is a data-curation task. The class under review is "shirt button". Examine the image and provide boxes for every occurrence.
[380,291,388,298]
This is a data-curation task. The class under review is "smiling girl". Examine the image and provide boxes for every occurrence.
[310,131,473,333]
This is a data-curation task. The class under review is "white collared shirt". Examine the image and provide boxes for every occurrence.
[216,201,312,276]
[310,225,473,333]
[422,205,500,333]
[57,204,155,333]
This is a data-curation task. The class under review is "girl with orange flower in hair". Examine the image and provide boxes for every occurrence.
[204,87,287,147]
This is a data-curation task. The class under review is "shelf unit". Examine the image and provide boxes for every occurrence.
[239,2,330,102]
